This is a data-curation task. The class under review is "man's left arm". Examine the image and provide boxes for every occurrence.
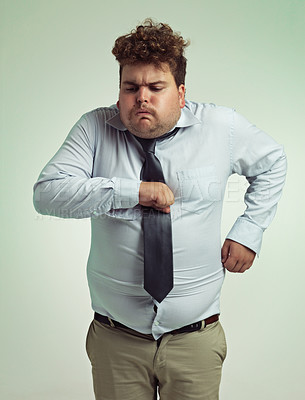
[222,110,287,273]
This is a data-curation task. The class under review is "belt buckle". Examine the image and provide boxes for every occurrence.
[190,321,202,331]
[177,321,202,334]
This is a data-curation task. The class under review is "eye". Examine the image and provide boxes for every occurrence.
[125,86,138,92]
[150,86,163,92]
[124,85,139,93]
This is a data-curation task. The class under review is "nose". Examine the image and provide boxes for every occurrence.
[136,87,149,104]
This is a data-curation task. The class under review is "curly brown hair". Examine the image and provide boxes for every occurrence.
[112,19,189,87]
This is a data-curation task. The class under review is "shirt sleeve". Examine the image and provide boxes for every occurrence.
[225,110,287,254]
[33,113,141,218]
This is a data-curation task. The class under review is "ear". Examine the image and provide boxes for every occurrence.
[178,84,186,108]
[116,100,120,109]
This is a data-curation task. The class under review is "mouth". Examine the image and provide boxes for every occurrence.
[136,110,152,116]
[135,106,153,116]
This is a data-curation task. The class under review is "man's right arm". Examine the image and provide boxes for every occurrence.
[33,113,140,219]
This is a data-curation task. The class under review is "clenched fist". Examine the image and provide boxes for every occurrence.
[139,182,175,213]
[221,239,256,273]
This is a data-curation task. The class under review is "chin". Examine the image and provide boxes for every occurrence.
[128,126,158,139]
[130,131,159,139]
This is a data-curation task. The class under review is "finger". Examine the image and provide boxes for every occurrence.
[232,260,246,273]
[155,184,175,208]
[160,186,175,206]
[223,256,238,272]
[231,258,254,273]
[221,240,231,263]
[168,190,175,205]
[154,205,171,213]
[154,195,170,208]
[239,260,254,272]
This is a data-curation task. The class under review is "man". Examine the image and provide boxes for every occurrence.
[33,19,286,400]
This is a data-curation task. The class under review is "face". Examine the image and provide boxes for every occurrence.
[117,63,185,139]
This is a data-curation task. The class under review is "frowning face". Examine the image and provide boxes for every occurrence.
[117,63,185,139]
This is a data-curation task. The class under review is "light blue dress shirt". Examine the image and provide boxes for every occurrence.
[33,100,286,339]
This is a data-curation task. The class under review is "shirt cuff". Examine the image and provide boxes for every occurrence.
[226,217,264,255]
[113,178,141,209]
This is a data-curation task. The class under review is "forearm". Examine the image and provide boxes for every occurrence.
[33,110,141,218]
[33,175,140,218]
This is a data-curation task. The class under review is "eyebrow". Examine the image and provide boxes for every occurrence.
[122,80,168,86]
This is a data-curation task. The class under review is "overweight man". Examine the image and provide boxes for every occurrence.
[33,19,287,400]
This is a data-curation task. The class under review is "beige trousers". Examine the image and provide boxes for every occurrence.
[86,318,227,400]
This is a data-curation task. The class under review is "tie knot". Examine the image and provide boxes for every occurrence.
[136,137,156,154]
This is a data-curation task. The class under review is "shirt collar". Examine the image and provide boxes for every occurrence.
[106,101,201,132]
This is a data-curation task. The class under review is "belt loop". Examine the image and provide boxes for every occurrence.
[108,317,115,327]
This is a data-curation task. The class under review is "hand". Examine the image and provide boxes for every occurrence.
[221,239,256,273]
[139,182,175,213]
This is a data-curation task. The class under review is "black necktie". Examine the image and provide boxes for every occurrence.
[136,135,174,303]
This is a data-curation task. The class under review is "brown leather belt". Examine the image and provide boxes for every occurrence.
[94,312,219,335]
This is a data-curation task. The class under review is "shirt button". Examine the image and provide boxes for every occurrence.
[154,321,160,326]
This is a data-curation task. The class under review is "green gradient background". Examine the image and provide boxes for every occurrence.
[1,1,304,399]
